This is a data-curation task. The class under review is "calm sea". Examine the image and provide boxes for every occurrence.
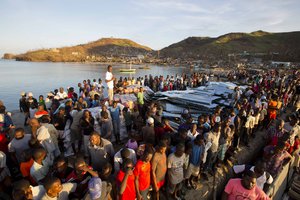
[0,59,191,110]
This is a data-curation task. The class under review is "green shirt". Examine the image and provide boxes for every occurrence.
[137,92,144,105]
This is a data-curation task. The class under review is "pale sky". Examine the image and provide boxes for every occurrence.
[0,0,299,56]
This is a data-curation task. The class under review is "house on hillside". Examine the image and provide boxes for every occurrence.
[50,48,60,53]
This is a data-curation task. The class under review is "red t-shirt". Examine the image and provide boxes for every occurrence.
[20,158,34,177]
[133,160,151,191]
[116,170,136,200]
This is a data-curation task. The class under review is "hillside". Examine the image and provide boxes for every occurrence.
[159,31,300,61]
[15,38,153,62]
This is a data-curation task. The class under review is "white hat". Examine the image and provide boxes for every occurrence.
[47,93,54,97]
[20,91,26,96]
[147,117,154,125]
[27,92,33,97]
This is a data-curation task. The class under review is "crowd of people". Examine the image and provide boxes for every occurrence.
[0,65,299,200]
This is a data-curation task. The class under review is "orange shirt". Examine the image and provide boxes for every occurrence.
[133,160,151,191]
[268,100,278,119]
[116,170,136,200]
[20,158,34,177]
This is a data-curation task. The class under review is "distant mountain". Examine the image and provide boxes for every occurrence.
[15,38,153,62]
[159,30,300,61]
[7,30,300,62]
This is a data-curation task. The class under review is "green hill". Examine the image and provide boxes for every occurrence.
[15,38,152,62]
[159,31,300,61]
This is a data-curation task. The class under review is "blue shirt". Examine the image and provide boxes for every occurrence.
[109,106,120,121]
[190,142,204,166]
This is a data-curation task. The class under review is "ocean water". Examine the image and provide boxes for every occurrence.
[0,59,191,110]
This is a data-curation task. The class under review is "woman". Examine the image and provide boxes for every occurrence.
[80,110,95,157]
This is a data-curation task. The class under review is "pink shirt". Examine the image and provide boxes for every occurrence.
[224,178,270,200]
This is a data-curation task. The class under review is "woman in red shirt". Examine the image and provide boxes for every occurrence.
[116,158,136,200]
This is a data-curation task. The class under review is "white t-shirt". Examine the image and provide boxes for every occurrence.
[31,185,46,200]
[105,72,114,89]
[56,92,68,99]
[37,126,56,154]
[30,161,49,183]
[233,165,273,190]
[187,130,199,141]
[167,153,186,184]
[41,183,77,200]
[114,148,137,172]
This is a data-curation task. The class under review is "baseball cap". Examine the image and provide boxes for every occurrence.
[27,92,33,97]
[20,91,26,96]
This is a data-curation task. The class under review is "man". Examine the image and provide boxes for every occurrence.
[167,143,186,200]
[185,135,205,189]
[88,132,115,172]
[142,117,155,145]
[105,65,115,101]
[70,104,83,154]
[0,151,11,191]
[137,87,144,115]
[204,124,221,175]
[12,179,45,200]
[52,157,73,183]
[30,147,50,184]
[134,149,153,200]
[266,141,292,177]
[116,158,136,200]
[100,111,113,140]
[26,92,38,119]
[151,141,167,200]
[109,101,121,144]
[19,92,29,126]
[30,118,59,164]
[233,161,273,191]
[222,170,270,200]
[34,104,49,119]
[56,87,68,100]
[41,177,77,200]
[66,158,98,199]
[114,148,137,173]
[8,127,31,164]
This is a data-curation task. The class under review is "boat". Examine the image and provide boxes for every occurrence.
[119,63,136,73]
[138,66,151,70]
[119,69,136,73]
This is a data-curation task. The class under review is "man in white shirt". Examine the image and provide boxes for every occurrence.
[30,118,59,164]
[30,148,50,184]
[56,87,68,100]
[105,65,115,101]
[41,177,77,200]
[233,161,273,191]
[114,148,136,173]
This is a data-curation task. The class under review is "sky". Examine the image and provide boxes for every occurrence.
[0,0,299,56]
